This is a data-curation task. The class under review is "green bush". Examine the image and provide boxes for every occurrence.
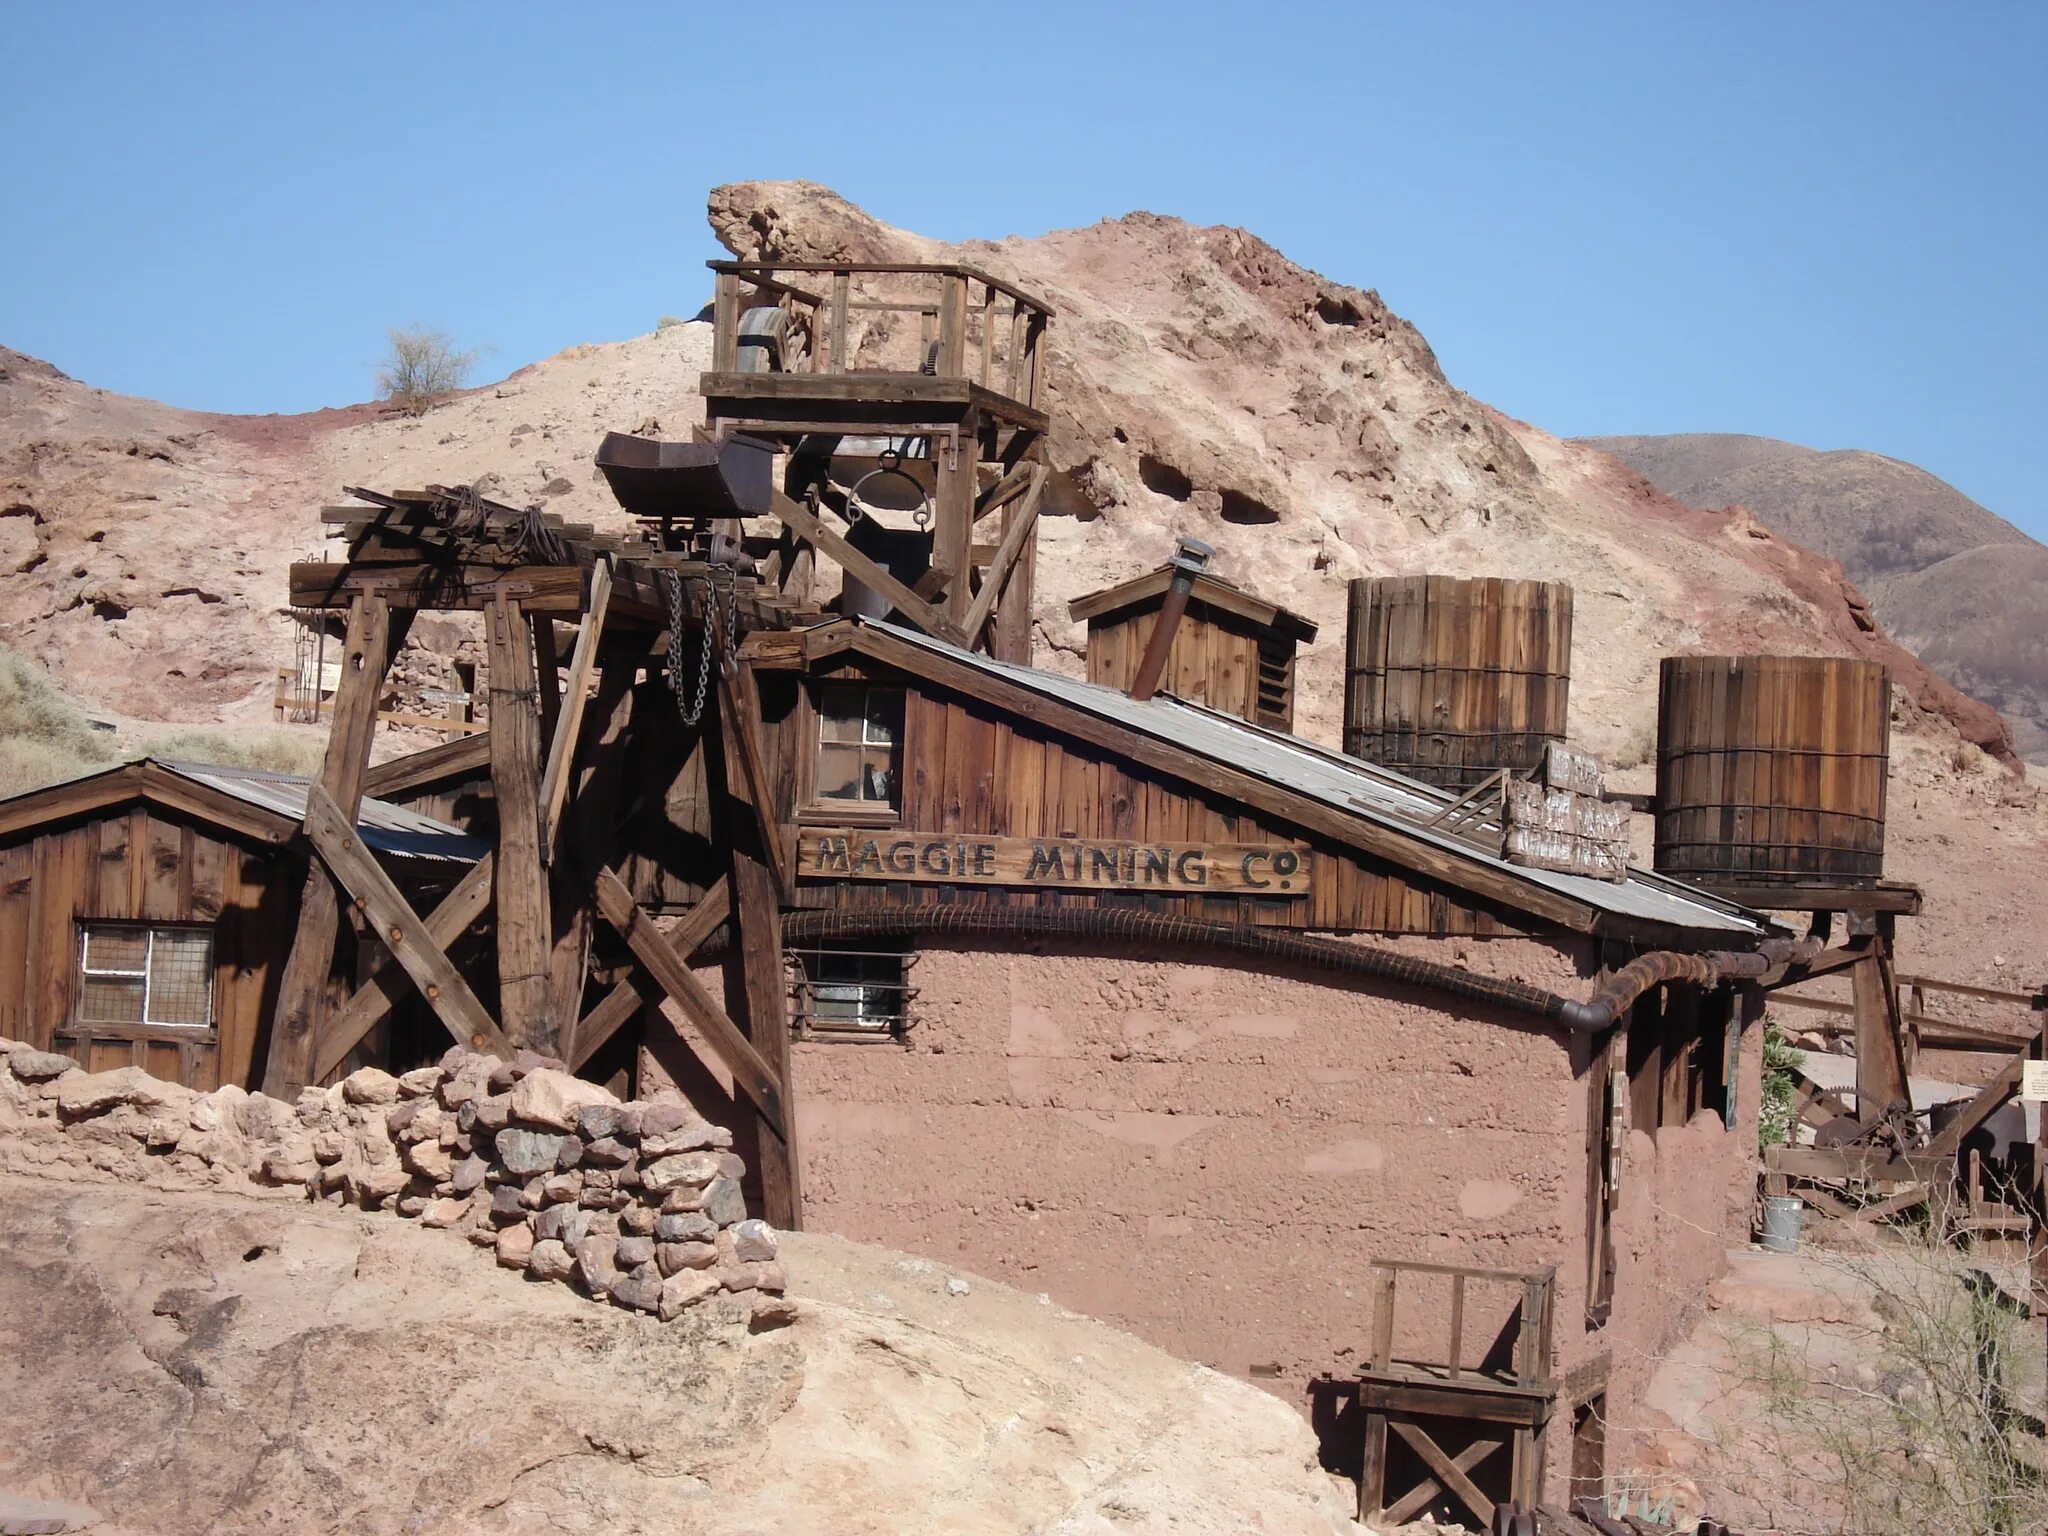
[1759,1019,1803,1151]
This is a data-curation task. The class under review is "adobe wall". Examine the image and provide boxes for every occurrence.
[782,934,1595,1419]
[1592,1009,1764,1489]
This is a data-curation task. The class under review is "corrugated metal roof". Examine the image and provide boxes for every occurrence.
[155,760,487,866]
[864,621,1766,938]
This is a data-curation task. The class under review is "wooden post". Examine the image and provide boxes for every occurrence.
[712,269,740,372]
[262,594,392,1095]
[487,595,555,1055]
[1359,1408,1389,1525]
[547,661,634,1038]
[991,457,1040,665]
[934,423,976,625]
[1852,942,1911,1119]
[711,678,801,1228]
[728,848,801,1228]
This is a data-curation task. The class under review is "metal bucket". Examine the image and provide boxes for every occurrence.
[1760,1194,1804,1254]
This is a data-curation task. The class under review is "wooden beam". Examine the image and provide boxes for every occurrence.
[1379,1434,1505,1527]
[961,462,1046,646]
[1853,947,1911,1115]
[728,846,801,1228]
[1924,1036,2039,1158]
[487,595,556,1054]
[311,852,496,1082]
[713,632,794,903]
[1389,1420,1495,1528]
[361,732,492,801]
[289,562,588,613]
[934,424,975,623]
[591,867,785,1138]
[767,492,971,647]
[301,785,511,1061]
[569,878,731,1071]
[973,458,1037,522]
[538,558,612,856]
[263,594,393,1095]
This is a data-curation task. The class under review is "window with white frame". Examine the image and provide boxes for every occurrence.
[789,941,914,1041]
[810,682,904,815]
[75,923,214,1029]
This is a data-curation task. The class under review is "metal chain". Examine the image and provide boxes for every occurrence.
[661,564,740,727]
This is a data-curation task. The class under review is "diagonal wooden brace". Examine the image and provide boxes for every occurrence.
[312,852,496,1082]
[302,785,512,1062]
[768,492,970,646]
[591,867,786,1140]
[568,877,731,1071]
[962,462,1046,644]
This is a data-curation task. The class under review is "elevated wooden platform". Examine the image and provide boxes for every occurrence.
[1358,1259,1559,1529]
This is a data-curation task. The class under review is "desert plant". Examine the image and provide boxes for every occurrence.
[655,313,687,330]
[1758,1019,1804,1151]
[376,325,478,416]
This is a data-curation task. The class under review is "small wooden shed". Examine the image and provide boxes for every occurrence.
[1069,564,1319,730]
[0,759,485,1089]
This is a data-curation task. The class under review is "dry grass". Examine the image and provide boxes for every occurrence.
[0,644,330,799]
[0,644,118,797]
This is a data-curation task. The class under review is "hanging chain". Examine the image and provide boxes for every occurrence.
[661,564,740,727]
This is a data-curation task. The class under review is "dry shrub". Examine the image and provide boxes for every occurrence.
[145,729,327,778]
[0,644,117,797]
[376,325,478,417]
[1610,717,1658,770]
[1714,1227,2048,1535]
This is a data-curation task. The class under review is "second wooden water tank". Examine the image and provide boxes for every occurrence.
[1654,654,1889,887]
[1343,575,1573,790]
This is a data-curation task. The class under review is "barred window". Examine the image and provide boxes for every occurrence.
[812,683,903,813]
[76,923,214,1029]
[789,942,914,1042]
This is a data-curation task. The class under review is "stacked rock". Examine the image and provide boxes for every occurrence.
[0,1037,787,1327]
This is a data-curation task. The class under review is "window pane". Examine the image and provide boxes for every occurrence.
[858,749,897,804]
[148,930,213,1026]
[816,744,864,800]
[84,927,147,974]
[79,975,145,1024]
[863,691,900,746]
[819,685,868,743]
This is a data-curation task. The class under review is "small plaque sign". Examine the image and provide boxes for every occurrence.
[2020,1060,2048,1103]
[796,829,1311,897]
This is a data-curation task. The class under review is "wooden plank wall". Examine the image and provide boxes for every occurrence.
[1084,605,1266,726]
[756,664,1524,938]
[0,809,296,1089]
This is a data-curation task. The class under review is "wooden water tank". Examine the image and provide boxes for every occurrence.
[1343,575,1573,790]
[1654,655,1889,887]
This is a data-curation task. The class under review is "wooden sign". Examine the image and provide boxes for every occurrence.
[796,829,1311,897]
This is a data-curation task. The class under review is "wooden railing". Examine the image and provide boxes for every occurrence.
[706,260,1052,409]
[1367,1258,1556,1389]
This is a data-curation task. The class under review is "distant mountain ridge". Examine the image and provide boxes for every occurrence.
[1582,433,2048,761]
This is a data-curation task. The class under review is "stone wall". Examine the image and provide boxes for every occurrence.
[0,1039,789,1327]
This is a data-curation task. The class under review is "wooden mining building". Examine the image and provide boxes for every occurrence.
[0,260,2035,1527]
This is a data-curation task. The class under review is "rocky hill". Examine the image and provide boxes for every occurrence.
[2,182,2042,991]
[1584,433,2048,760]
[0,1174,1358,1535]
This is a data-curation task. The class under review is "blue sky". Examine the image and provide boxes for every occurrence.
[3,2,2042,538]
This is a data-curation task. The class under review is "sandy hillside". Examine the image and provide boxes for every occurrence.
[1,182,2042,992]
[0,1174,1360,1536]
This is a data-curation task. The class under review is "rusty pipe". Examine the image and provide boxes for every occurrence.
[1554,934,1824,1033]
[1128,537,1212,702]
